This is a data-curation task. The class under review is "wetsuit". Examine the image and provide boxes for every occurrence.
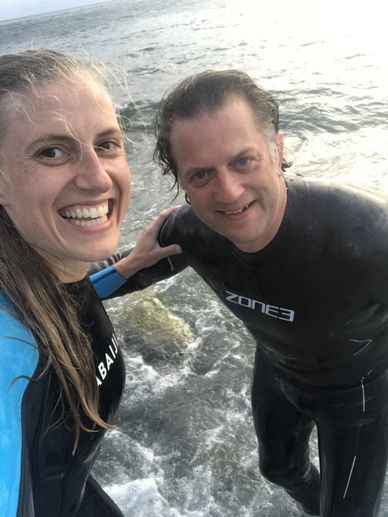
[0,276,125,517]
[93,175,388,516]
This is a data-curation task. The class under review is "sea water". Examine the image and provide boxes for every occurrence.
[1,0,387,514]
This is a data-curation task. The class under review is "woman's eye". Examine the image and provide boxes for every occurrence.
[38,147,66,160]
[97,140,119,151]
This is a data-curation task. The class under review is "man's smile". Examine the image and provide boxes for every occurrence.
[217,201,254,216]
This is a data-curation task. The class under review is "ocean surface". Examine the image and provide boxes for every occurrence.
[1,0,388,515]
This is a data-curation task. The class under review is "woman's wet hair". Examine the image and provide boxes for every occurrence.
[0,48,112,449]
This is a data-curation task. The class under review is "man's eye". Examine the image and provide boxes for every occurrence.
[188,169,213,187]
[194,170,207,180]
[236,156,253,167]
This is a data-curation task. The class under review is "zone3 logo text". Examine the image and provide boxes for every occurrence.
[225,290,295,322]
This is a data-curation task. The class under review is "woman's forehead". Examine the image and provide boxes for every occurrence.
[4,78,114,125]
[0,78,118,150]
[6,74,106,107]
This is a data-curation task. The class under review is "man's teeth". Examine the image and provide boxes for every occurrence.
[61,203,109,226]
[224,204,249,215]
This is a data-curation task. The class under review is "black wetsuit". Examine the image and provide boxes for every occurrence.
[95,175,388,516]
[0,277,125,517]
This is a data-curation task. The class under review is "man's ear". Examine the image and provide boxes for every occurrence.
[276,132,284,168]
[0,169,9,205]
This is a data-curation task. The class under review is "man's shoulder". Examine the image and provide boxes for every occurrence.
[161,204,218,243]
[287,174,388,222]
[286,175,388,261]
[288,174,387,205]
[172,204,206,226]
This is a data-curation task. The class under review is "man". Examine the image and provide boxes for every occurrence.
[92,70,388,516]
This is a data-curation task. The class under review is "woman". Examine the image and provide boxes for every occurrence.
[0,48,180,516]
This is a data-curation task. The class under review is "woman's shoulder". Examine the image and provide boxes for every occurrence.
[0,292,39,381]
[0,293,40,515]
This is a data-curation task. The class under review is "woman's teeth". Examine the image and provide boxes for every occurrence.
[69,215,108,227]
[60,202,109,226]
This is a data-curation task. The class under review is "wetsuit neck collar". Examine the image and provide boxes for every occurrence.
[64,275,90,292]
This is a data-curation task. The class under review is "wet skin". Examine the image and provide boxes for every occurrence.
[170,95,287,253]
[0,79,131,281]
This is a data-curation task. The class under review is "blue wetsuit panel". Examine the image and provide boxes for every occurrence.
[0,294,39,515]
[0,279,125,516]
[90,265,126,300]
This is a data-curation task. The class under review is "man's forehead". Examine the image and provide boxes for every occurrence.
[171,105,267,147]
[172,95,264,132]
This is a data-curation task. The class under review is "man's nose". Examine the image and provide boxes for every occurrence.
[213,168,244,204]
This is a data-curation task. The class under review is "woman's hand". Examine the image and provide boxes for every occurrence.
[115,206,182,278]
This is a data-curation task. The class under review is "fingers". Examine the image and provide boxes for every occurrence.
[158,244,182,258]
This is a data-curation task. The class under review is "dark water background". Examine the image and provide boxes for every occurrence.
[1,0,388,514]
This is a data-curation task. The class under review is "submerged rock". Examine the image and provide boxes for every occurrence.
[109,289,195,366]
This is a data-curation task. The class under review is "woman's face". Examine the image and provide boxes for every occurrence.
[0,78,131,281]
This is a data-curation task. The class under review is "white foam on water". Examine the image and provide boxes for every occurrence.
[105,477,181,517]
[120,353,193,403]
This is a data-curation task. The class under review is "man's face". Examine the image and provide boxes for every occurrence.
[170,95,287,253]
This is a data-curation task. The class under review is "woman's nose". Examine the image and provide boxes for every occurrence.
[74,148,112,192]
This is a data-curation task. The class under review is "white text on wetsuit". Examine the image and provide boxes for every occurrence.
[225,291,295,322]
[96,333,119,386]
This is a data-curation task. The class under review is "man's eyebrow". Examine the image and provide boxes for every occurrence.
[182,147,264,176]
[182,164,214,177]
[232,147,263,159]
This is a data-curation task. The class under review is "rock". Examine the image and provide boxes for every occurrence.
[109,289,194,366]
